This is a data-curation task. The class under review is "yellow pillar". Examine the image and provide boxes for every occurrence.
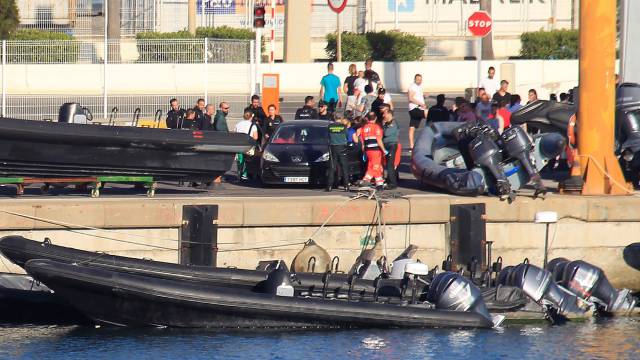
[578,0,630,195]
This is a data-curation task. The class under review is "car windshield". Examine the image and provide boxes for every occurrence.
[271,125,328,145]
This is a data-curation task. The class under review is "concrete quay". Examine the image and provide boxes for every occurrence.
[0,193,638,291]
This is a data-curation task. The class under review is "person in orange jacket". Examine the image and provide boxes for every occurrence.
[358,112,388,190]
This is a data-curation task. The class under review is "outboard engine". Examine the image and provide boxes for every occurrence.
[58,102,91,124]
[557,260,637,313]
[501,126,545,195]
[498,263,586,316]
[468,134,511,197]
[615,83,640,186]
[427,271,504,327]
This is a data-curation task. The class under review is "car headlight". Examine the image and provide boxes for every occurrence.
[315,152,330,162]
[262,150,279,162]
[623,148,634,162]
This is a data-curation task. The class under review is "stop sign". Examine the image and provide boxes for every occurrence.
[468,11,492,37]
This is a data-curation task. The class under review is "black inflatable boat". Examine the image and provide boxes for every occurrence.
[24,259,497,329]
[0,117,254,181]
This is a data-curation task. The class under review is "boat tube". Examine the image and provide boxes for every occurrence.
[0,116,255,181]
[0,236,526,317]
[411,122,566,197]
[24,259,496,329]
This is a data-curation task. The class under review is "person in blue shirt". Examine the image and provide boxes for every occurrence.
[320,62,342,114]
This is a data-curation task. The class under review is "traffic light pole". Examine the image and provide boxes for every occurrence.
[255,28,262,95]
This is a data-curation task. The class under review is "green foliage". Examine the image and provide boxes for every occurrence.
[0,0,19,39]
[136,28,253,63]
[325,32,372,62]
[195,26,255,40]
[136,30,203,62]
[520,29,579,59]
[7,29,78,63]
[326,31,424,62]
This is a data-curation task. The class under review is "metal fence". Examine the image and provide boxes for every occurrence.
[0,38,253,121]
[1,38,251,64]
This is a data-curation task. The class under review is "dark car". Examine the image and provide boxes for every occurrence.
[247,120,362,186]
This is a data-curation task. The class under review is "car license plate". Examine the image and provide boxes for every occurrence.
[284,176,309,183]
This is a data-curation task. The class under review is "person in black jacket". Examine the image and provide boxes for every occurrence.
[244,95,267,124]
[193,98,206,125]
[295,96,319,120]
[426,94,451,123]
[197,104,215,130]
[166,98,186,129]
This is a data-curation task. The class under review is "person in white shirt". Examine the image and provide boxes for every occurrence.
[407,73,428,150]
[479,66,500,99]
[234,110,259,180]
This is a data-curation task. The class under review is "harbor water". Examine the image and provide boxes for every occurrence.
[0,318,638,360]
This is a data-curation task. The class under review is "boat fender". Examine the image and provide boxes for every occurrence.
[291,239,331,274]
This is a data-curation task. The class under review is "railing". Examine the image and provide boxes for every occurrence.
[0,39,254,119]
[2,38,251,64]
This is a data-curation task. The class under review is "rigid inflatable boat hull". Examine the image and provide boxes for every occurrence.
[0,118,254,181]
[25,260,494,329]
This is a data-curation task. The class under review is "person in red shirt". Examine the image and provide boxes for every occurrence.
[495,100,512,133]
[358,112,388,190]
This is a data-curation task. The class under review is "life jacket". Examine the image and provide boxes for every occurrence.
[361,122,382,150]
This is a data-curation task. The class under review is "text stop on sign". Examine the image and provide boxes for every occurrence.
[467,11,492,37]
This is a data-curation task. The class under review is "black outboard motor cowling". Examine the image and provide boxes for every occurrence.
[427,271,504,327]
[58,102,90,124]
[468,134,511,196]
[498,263,585,315]
[501,126,545,193]
[559,260,636,313]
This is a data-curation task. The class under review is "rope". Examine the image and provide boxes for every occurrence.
[578,154,634,194]
[306,192,368,241]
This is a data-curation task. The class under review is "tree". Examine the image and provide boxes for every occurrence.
[0,0,19,39]
[479,0,494,60]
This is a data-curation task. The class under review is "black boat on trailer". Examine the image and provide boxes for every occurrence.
[0,116,254,181]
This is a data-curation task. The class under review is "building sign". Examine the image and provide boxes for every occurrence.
[388,0,416,13]
[197,0,236,14]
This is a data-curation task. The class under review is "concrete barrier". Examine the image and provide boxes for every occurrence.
[3,60,585,100]
[0,194,638,290]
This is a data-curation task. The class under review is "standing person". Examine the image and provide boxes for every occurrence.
[476,93,493,121]
[508,94,523,113]
[426,94,451,123]
[295,96,319,119]
[318,101,331,120]
[197,104,215,130]
[496,100,512,133]
[343,64,358,111]
[264,104,283,142]
[527,89,538,104]
[357,85,377,117]
[319,62,342,113]
[234,110,259,181]
[326,113,350,192]
[213,102,230,132]
[354,70,367,99]
[181,109,197,130]
[382,110,399,190]
[492,80,512,105]
[479,66,499,99]
[244,94,267,125]
[358,112,387,190]
[166,98,185,129]
[363,59,381,89]
[407,74,428,151]
[193,98,206,125]
[371,88,388,120]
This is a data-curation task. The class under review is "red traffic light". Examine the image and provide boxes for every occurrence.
[253,5,266,28]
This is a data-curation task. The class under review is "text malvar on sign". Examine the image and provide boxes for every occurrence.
[328,0,348,14]
[467,11,492,37]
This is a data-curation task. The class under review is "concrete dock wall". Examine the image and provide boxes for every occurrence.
[0,194,638,290]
